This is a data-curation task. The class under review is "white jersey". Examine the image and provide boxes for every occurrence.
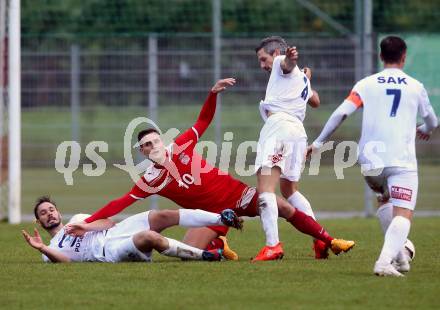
[42,214,106,262]
[260,55,312,122]
[348,68,433,170]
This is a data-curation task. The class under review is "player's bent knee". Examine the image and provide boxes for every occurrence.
[280,180,298,198]
[393,207,413,220]
[136,231,161,246]
[149,210,179,232]
[133,230,167,253]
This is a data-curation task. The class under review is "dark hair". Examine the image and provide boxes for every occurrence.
[255,36,288,55]
[380,36,407,64]
[34,196,57,220]
[137,128,160,142]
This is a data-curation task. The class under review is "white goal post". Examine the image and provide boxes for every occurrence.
[8,0,21,224]
[0,0,20,224]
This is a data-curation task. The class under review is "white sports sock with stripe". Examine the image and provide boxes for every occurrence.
[160,237,204,260]
[258,192,279,247]
[377,216,411,264]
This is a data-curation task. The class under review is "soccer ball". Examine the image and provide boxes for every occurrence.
[403,239,415,261]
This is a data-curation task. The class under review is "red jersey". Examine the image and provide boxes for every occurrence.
[85,92,257,223]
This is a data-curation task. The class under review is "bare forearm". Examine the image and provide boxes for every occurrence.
[83,219,115,232]
[308,90,320,108]
[281,58,295,74]
[40,245,71,263]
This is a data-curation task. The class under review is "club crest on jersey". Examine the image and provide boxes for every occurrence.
[268,154,283,164]
[179,153,190,165]
[391,186,412,201]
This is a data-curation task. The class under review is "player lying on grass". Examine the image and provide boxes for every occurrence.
[22,196,242,263]
[81,78,355,262]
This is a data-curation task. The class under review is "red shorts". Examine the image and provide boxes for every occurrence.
[207,187,259,236]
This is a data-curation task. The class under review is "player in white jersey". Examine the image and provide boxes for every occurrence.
[308,36,438,276]
[22,196,242,263]
[252,36,325,261]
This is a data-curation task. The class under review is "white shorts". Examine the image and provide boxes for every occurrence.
[255,112,307,182]
[364,167,418,210]
[103,211,153,263]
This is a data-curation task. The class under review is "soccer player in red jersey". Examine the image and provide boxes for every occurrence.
[83,78,355,261]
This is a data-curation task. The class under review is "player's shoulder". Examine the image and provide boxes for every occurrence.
[401,72,424,89]
[271,55,285,74]
[274,55,285,62]
[68,214,91,224]
[361,72,382,85]
[351,76,369,93]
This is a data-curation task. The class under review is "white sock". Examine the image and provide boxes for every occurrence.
[376,202,393,234]
[287,191,315,220]
[160,237,204,260]
[377,203,409,261]
[178,209,222,227]
[377,216,411,264]
[258,192,279,246]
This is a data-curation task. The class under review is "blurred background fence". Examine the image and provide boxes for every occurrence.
[14,0,440,217]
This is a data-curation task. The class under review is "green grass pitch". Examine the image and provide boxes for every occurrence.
[6,100,439,309]
[1,218,440,309]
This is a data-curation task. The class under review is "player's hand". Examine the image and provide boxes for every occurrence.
[286,46,298,64]
[306,142,321,159]
[64,222,88,237]
[306,145,314,158]
[416,125,431,141]
[211,78,236,93]
[22,228,44,250]
[302,67,312,80]
[416,129,431,141]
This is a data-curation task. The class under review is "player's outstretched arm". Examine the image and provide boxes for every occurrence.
[281,46,298,74]
[211,78,236,94]
[84,178,151,224]
[307,100,358,156]
[84,193,138,224]
[22,228,70,263]
[176,78,236,146]
[65,219,116,237]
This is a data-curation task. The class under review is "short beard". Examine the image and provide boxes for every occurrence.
[43,220,61,230]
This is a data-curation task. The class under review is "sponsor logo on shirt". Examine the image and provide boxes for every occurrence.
[268,154,283,164]
[58,234,83,252]
[391,186,412,202]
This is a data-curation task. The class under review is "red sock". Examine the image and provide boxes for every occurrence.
[287,210,333,246]
[205,237,224,251]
